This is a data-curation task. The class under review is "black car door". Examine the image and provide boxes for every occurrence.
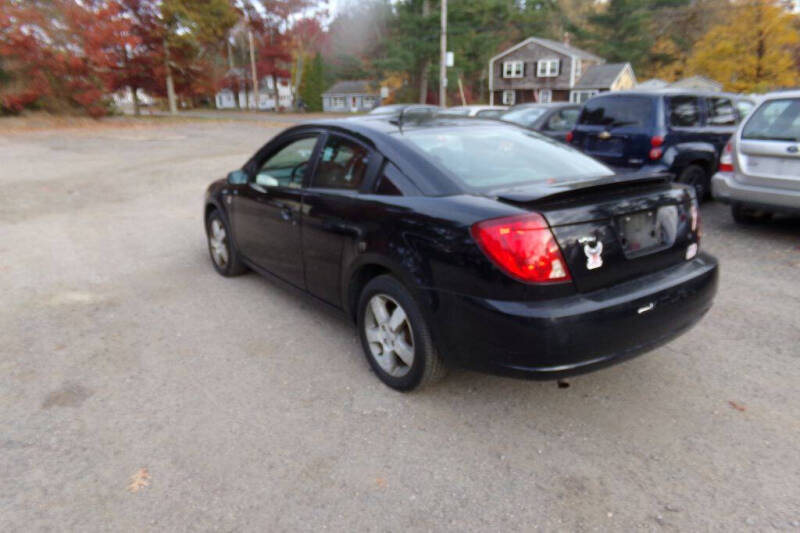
[230,133,321,288]
[301,132,380,307]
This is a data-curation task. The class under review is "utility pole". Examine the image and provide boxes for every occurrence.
[248,29,259,111]
[439,0,447,108]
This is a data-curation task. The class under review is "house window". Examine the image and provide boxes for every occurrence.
[333,96,346,108]
[539,89,552,104]
[537,58,559,77]
[502,90,516,105]
[570,90,598,104]
[503,61,524,78]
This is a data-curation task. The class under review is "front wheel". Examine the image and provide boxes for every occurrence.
[206,210,248,277]
[357,275,446,391]
[677,164,710,201]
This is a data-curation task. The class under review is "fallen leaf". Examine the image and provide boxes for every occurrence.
[728,400,746,412]
[375,477,387,488]
[128,468,150,493]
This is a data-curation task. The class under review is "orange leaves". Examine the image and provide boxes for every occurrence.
[127,468,151,493]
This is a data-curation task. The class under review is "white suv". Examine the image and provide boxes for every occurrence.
[712,90,800,223]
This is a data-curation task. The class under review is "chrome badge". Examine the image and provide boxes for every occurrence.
[579,236,603,270]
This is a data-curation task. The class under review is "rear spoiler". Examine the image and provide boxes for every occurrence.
[493,171,673,206]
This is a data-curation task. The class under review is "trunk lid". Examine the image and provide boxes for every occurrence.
[736,139,800,191]
[496,175,699,293]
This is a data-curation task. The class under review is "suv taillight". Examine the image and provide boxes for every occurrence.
[719,141,734,172]
[649,135,664,160]
[565,130,574,143]
[471,213,571,284]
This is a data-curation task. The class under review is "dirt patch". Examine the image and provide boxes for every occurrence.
[42,383,93,409]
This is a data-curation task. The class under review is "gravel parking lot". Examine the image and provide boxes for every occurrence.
[1,119,799,531]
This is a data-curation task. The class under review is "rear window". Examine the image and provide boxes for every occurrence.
[742,98,800,141]
[501,107,547,127]
[399,125,613,190]
[579,96,654,128]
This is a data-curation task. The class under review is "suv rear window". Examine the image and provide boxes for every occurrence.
[742,98,800,141]
[579,96,654,128]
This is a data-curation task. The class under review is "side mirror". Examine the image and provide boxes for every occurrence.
[227,169,249,185]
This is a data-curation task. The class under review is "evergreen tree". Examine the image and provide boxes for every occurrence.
[300,52,324,112]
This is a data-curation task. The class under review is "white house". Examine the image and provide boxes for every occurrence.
[215,76,294,111]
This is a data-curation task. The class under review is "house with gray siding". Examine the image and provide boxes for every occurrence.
[322,80,380,112]
[488,37,636,105]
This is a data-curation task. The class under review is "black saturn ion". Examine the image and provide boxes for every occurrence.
[204,117,718,391]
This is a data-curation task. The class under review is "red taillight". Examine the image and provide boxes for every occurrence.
[565,130,574,143]
[471,213,571,284]
[719,141,734,172]
[649,135,664,160]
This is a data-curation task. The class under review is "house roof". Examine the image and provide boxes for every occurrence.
[668,75,722,91]
[574,63,631,89]
[490,37,605,64]
[323,80,377,96]
[637,78,669,89]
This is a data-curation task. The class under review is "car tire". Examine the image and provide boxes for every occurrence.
[732,204,772,225]
[677,164,710,201]
[357,275,447,391]
[206,210,248,277]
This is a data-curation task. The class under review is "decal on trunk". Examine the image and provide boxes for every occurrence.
[579,236,604,270]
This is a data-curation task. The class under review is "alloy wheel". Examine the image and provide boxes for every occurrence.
[364,294,415,378]
[209,218,229,268]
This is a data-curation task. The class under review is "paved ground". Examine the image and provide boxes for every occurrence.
[1,120,799,532]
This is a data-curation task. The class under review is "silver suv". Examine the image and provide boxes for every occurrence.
[712,90,800,223]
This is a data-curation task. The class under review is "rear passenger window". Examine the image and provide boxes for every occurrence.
[668,96,701,127]
[313,136,370,190]
[707,98,736,126]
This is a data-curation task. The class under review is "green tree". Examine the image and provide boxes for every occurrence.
[300,52,324,111]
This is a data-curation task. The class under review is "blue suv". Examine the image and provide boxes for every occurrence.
[567,90,749,199]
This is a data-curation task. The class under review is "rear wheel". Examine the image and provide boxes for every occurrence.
[677,164,710,201]
[206,210,247,277]
[357,275,446,391]
[732,204,773,225]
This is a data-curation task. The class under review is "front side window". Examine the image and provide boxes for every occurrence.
[313,136,370,190]
[255,136,319,187]
[502,90,516,105]
[741,98,800,141]
[503,61,524,78]
[668,96,702,127]
[537,58,559,77]
[707,97,736,126]
[399,125,613,191]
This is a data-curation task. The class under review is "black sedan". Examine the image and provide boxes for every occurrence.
[204,118,718,391]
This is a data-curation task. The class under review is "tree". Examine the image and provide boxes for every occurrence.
[299,52,324,111]
[289,17,326,107]
[686,0,800,92]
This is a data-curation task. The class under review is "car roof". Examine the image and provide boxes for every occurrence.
[759,89,800,101]
[595,88,752,100]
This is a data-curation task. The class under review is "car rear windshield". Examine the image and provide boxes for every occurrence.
[501,107,547,126]
[399,125,613,190]
[579,96,654,128]
[741,98,800,141]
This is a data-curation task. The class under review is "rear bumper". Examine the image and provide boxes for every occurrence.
[427,254,718,379]
[712,171,800,212]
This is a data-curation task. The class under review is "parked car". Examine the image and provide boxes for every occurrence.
[500,103,582,141]
[437,105,508,118]
[712,90,800,222]
[567,90,747,199]
[368,104,440,120]
[204,118,717,391]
